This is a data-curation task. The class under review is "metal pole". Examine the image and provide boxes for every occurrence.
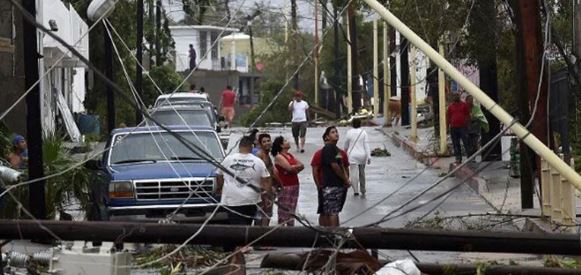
[373,20,379,117]
[135,0,144,123]
[346,13,353,114]
[383,22,390,126]
[2,221,581,255]
[22,0,46,219]
[361,0,581,187]
[410,45,417,141]
[438,41,447,155]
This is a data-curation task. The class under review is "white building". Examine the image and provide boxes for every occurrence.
[40,0,87,141]
[169,25,238,72]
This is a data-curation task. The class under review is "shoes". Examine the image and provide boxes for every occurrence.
[354,192,359,196]
[300,149,305,153]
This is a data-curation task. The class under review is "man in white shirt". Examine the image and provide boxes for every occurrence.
[343,118,371,197]
[288,90,309,153]
[216,136,271,226]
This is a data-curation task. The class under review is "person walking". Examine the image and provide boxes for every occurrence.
[466,95,489,159]
[343,118,371,197]
[272,136,304,226]
[319,126,350,227]
[311,132,349,226]
[188,44,197,71]
[255,133,280,226]
[288,90,309,153]
[447,93,470,163]
[220,85,236,128]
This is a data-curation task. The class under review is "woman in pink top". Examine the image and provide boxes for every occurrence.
[271,136,304,226]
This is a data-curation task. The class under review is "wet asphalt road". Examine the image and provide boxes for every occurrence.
[226,126,495,229]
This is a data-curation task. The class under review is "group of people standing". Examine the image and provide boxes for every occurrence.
[216,119,372,230]
[447,93,489,163]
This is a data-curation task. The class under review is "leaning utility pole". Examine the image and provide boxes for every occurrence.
[22,0,46,219]
[135,0,144,123]
[513,0,549,209]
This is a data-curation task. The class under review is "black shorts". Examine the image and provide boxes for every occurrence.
[321,187,347,214]
[227,204,257,225]
[291,122,307,138]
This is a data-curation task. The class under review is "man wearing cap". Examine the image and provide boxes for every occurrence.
[288,90,309,153]
[6,135,28,169]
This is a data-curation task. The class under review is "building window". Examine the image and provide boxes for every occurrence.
[199,31,207,56]
[210,32,219,60]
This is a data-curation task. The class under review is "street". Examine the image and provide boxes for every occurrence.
[227,126,496,228]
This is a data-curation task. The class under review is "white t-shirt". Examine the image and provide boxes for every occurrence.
[290,100,309,122]
[343,128,371,164]
[217,152,270,206]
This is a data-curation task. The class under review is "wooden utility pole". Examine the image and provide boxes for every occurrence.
[513,0,549,209]
[346,13,353,114]
[383,22,390,126]
[314,0,319,107]
[135,0,144,123]
[4,220,581,255]
[373,20,379,117]
[575,0,581,94]
[105,24,115,133]
[348,3,361,112]
[22,0,46,219]
[410,46,417,141]
[333,6,340,117]
[438,41,447,155]
[471,0,501,161]
[155,0,162,65]
[291,0,299,89]
[400,37,410,126]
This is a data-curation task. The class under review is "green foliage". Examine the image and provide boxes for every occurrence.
[0,136,92,219]
[143,66,186,105]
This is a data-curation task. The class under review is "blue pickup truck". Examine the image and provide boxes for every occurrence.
[88,126,226,222]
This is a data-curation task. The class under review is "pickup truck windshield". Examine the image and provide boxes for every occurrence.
[146,109,212,127]
[109,131,222,165]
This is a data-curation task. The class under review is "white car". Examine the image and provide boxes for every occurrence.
[154,92,209,107]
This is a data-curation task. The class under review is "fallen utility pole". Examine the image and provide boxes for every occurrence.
[2,220,581,255]
[261,253,581,275]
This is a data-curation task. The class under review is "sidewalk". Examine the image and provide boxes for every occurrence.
[378,126,533,223]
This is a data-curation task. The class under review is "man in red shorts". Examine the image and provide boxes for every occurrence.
[220,85,236,128]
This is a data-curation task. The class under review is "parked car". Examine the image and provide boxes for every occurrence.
[142,105,214,129]
[153,92,209,107]
[87,126,226,222]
